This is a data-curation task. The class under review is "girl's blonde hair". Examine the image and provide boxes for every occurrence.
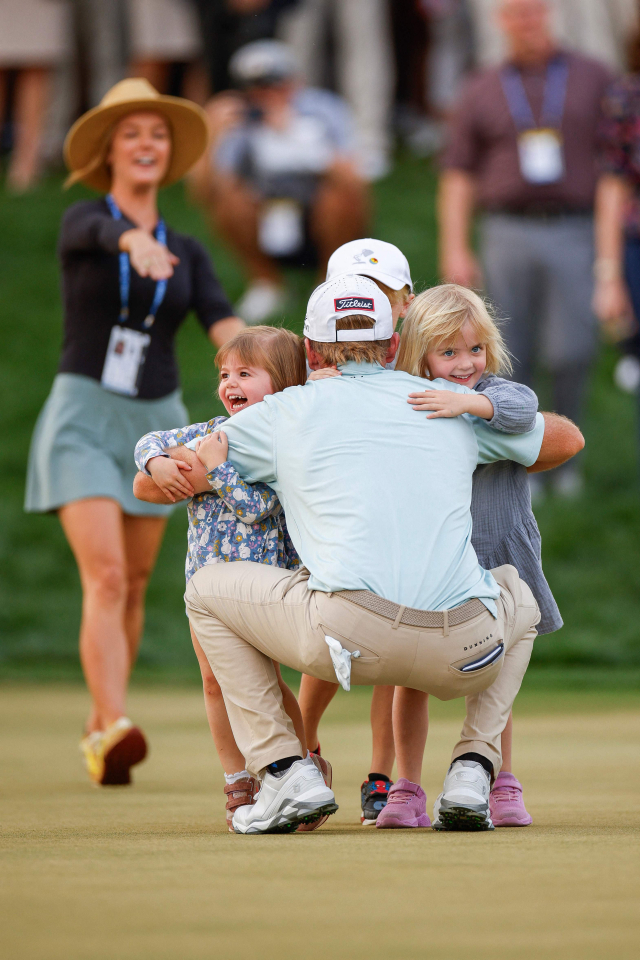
[215,325,307,394]
[395,283,512,379]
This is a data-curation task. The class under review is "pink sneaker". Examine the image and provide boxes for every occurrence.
[489,772,532,827]
[375,778,431,829]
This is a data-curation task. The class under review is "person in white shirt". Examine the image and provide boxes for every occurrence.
[190,39,369,325]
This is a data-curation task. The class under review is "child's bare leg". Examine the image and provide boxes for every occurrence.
[500,711,513,774]
[190,626,246,774]
[298,674,339,752]
[393,687,429,784]
[490,709,531,825]
[273,661,307,755]
[369,685,395,778]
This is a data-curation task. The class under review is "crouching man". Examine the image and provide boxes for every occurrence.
[185,274,583,834]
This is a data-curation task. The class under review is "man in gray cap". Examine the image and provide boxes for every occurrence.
[190,39,369,325]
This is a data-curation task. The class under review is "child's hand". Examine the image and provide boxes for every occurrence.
[408,388,472,418]
[148,455,194,502]
[196,431,229,472]
[408,389,494,421]
[308,367,342,381]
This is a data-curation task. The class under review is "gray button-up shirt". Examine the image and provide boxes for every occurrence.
[472,375,562,635]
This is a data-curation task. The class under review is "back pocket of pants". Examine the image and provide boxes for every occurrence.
[459,643,504,672]
[317,623,384,685]
[449,643,504,676]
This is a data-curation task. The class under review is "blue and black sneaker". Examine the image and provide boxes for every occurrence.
[361,776,393,825]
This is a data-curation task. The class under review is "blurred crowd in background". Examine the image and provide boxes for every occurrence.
[3,0,640,499]
[1,0,638,189]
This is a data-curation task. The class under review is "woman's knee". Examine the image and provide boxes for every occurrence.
[125,570,151,611]
[84,560,127,606]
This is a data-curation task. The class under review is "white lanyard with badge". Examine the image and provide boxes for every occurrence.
[500,56,570,185]
[100,194,168,396]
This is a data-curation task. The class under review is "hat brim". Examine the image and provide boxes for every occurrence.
[64,96,209,193]
[333,266,412,292]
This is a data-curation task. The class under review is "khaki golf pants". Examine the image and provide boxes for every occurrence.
[185,563,540,777]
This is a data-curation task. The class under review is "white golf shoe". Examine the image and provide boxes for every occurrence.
[432,760,494,832]
[232,758,338,835]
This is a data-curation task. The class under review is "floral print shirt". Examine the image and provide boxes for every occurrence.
[134,416,300,584]
[599,75,640,237]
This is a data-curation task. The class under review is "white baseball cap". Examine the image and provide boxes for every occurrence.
[304,275,393,342]
[326,238,413,291]
[229,40,299,87]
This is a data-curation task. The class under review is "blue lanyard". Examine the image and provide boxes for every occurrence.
[500,55,570,133]
[106,193,168,329]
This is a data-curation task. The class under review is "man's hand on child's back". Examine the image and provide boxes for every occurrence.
[148,455,195,502]
[408,389,494,421]
[196,431,229,472]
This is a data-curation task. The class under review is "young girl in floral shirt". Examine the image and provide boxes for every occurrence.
[134,326,316,830]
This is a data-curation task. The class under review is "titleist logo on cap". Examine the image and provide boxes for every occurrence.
[334,297,375,312]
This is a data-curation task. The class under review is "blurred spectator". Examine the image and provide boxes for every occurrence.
[439,0,614,497]
[422,1,475,115]
[392,0,429,135]
[74,0,128,107]
[279,0,394,181]
[190,39,369,324]
[469,0,638,72]
[397,0,474,157]
[189,0,300,94]
[128,0,205,102]
[0,0,72,191]
[594,13,640,400]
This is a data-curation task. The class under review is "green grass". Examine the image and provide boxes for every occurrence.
[1,153,639,681]
[1,686,639,960]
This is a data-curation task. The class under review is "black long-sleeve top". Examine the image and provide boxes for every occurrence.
[57,199,234,399]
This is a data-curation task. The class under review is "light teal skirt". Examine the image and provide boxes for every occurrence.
[25,373,189,516]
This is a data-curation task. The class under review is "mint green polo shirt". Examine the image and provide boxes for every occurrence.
[220,361,544,613]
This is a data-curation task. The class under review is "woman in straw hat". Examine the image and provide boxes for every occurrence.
[25,78,243,786]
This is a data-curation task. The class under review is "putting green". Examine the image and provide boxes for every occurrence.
[1,685,639,960]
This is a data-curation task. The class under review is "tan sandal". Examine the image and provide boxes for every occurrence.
[224,777,260,832]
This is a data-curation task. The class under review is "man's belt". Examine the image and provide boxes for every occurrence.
[335,590,487,629]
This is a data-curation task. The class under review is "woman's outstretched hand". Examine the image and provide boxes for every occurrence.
[119,228,179,281]
[147,455,194,502]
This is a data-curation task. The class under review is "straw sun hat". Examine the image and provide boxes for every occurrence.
[63,78,209,192]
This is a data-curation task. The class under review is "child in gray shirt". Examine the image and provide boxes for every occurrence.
[386,282,562,829]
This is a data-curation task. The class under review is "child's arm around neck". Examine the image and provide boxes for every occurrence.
[407,378,495,421]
